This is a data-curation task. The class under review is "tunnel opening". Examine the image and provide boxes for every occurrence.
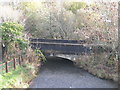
[40,56,78,73]
[46,56,74,63]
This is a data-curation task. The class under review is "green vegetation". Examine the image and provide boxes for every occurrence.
[0,64,37,88]
[35,49,46,63]
[1,22,23,42]
[64,2,87,13]
[0,1,118,87]
[0,22,27,57]
[0,22,44,88]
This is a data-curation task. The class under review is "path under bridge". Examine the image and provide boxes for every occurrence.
[30,38,92,61]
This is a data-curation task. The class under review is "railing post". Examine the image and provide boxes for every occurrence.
[13,58,16,70]
[5,62,8,73]
[21,55,23,62]
[19,56,21,65]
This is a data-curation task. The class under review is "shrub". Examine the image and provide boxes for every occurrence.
[0,22,24,56]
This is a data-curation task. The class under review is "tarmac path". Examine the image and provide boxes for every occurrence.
[29,57,118,88]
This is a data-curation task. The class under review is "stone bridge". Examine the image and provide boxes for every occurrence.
[30,38,92,62]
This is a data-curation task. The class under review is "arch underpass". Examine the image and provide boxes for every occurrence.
[29,38,118,88]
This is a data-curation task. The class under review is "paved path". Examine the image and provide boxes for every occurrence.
[29,57,118,88]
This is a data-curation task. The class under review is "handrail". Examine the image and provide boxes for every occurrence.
[30,41,110,47]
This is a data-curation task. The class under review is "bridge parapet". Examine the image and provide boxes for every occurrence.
[30,38,86,44]
[30,39,112,55]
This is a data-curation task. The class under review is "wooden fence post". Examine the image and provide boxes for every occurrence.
[28,57,31,63]
[5,62,8,73]
[13,58,16,70]
[19,56,21,65]
[21,55,23,62]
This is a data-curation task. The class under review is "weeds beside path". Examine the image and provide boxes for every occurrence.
[0,63,40,88]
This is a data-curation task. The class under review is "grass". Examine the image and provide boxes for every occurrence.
[0,59,20,74]
[0,63,38,88]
